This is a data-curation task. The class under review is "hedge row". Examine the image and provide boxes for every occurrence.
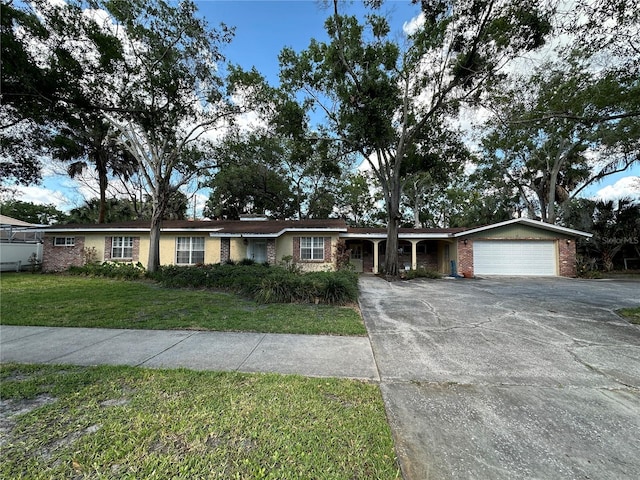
[67,261,146,280]
[68,262,358,305]
[149,263,359,305]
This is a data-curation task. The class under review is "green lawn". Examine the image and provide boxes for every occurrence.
[0,274,366,335]
[619,306,640,325]
[0,363,400,479]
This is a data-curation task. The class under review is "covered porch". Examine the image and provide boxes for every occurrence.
[342,230,456,275]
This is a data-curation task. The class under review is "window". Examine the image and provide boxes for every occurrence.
[54,237,75,246]
[176,237,205,265]
[112,236,134,258]
[300,237,324,261]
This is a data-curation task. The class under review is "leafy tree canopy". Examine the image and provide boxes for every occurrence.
[66,192,188,224]
[0,200,68,225]
[203,134,298,220]
[278,0,553,277]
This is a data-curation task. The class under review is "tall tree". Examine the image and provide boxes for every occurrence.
[479,57,639,223]
[53,113,137,224]
[1,1,74,188]
[82,0,234,271]
[0,200,68,224]
[336,172,382,226]
[66,191,188,224]
[5,0,235,271]
[207,66,354,221]
[561,197,640,271]
[279,0,552,278]
[203,133,297,219]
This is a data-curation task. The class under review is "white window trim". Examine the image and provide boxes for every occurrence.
[300,236,325,261]
[176,237,205,265]
[54,237,75,247]
[112,236,134,259]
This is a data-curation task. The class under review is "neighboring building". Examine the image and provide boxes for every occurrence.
[1,214,44,271]
[42,217,592,277]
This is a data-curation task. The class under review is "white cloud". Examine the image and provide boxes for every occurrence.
[11,185,72,210]
[592,176,640,202]
[403,12,424,36]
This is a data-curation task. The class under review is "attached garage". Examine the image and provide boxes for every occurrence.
[473,240,557,276]
[455,218,593,278]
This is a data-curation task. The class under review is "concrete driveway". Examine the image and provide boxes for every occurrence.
[359,276,640,480]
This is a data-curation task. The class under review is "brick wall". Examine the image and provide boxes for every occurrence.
[324,237,332,262]
[42,236,85,272]
[292,237,301,261]
[220,238,230,263]
[558,238,577,277]
[266,239,276,265]
[457,239,474,277]
[416,252,438,270]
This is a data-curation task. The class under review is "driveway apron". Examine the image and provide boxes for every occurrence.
[359,275,640,480]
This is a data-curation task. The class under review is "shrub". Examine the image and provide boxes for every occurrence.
[576,255,601,278]
[238,258,257,266]
[148,263,359,305]
[313,271,358,305]
[333,239,353,271]
[68,261,146,280]
[254,271,299,303]
[254,269,358,305]
[148,263,270,295]
[279,255,302,274]
[404,268,441,280]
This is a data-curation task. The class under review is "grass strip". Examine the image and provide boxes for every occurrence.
[0,274,365,335]
[618,306,640,325]
[0,363,399,479]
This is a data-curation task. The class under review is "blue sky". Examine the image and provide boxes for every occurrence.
[12,0,640,213]
[198,0,421,83]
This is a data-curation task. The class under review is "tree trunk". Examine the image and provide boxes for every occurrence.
[384,173,402,279]
[147,183,168,273]
[546,150,565,225]
[384,214,400,279]
[147,211,162,273]
[413,194,422,228]
[97,152,108,224]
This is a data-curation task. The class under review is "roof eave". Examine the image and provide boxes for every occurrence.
[210,227,348,238]
[453,218,593,238]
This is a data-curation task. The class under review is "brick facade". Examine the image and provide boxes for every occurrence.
[266,239,276,265]
[220,238,230,263]
[42,236,85,272]
[292,237,300,261]
[558,239,577,277]
[457,239,474,277]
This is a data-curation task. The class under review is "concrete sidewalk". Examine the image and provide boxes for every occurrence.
[0,325,379,381]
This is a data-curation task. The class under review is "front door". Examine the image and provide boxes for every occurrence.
[248,239,267,263]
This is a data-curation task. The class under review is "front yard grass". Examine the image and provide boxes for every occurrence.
[0,363,399,479]
[619,307,640,325]
[0,274,366,335]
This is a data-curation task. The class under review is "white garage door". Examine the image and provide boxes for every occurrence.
[474,240,557,276]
